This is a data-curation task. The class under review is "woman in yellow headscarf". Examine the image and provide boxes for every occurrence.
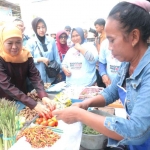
[0,25,54,116]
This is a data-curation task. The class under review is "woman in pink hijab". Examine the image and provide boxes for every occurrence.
[56,30,69,62]
[55,30,69,83]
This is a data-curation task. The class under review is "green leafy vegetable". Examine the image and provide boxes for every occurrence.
[83,125,100,135]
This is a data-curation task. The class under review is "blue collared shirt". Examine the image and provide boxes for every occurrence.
[101,47,150,146]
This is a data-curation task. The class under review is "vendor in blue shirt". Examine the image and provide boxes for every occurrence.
[52,1,150,150]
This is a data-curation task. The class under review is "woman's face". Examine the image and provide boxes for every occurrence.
[105,18,134,62]
[37,22,46,37]
[3,37,22,56]
[71,30,82,44]
[59,33,67,44]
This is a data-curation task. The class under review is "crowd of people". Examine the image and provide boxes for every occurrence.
[0,0,150,149]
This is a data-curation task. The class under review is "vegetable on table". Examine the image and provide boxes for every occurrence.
[18,107,38,122]
[0,98,18,150]
[0,136,3,150]
[17,126,61,148]
[83,124,100,135]
[35,116,58,127]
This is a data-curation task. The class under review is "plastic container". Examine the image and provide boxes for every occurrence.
[71,99,83,103]
[80,110,114,150]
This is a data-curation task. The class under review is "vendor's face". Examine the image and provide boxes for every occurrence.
[105,18,134,62]
[3,37,22,56]
[71,30,81,44]
[37,22,46,37]
[59,33,67,44]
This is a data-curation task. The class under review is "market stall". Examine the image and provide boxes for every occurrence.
[0,82,84,150]
[0,82,125,150]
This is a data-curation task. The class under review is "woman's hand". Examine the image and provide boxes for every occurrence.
[74,43,82,51]
[38,57,50,66]
[42,97,56,111]
[62,67,71,77]
[74,43,86,55]
[34,102,50,117]
[52,106,81,124]
[102,75,111,87]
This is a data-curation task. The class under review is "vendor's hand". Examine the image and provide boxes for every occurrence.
[34,103,50,117]
[102,75,111,87]
[52,106,80,124]
[74,43,82,52]
[42,97,56,111]
[62,68,71,77]
[72,102,89,110]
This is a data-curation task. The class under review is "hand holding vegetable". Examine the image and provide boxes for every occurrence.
[42,97,56,111]
[52,106,81,124]
[34,102,50,117]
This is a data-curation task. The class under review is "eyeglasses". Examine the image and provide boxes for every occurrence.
[59,36,67,39]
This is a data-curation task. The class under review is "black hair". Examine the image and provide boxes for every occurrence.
[65,25,71,30]
[13,18,23,23]
[94,18,105,26]
[108,1,150,42]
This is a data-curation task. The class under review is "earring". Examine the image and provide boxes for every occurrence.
[132,43,135,47]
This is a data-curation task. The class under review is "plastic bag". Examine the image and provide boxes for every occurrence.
[9,121,82,150]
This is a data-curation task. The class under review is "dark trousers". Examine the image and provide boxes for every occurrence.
[96,69,106,88]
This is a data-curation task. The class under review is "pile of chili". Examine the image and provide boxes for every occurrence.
[17,126,61,148]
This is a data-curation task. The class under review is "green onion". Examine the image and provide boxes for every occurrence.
[0,136,3,150]
[0,98,18,150]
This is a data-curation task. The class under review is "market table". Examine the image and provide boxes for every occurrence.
[10,83,125,150]
[46,83,126,150]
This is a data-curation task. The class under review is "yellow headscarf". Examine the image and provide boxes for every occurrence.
[0,25,32,63]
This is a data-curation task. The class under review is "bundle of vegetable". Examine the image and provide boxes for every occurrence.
[15,116,26,130]
[0,98,18,150]
[53,92,72,109]
[0,134,2,150]
[17,126,61,148]
[83,124,100,135]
